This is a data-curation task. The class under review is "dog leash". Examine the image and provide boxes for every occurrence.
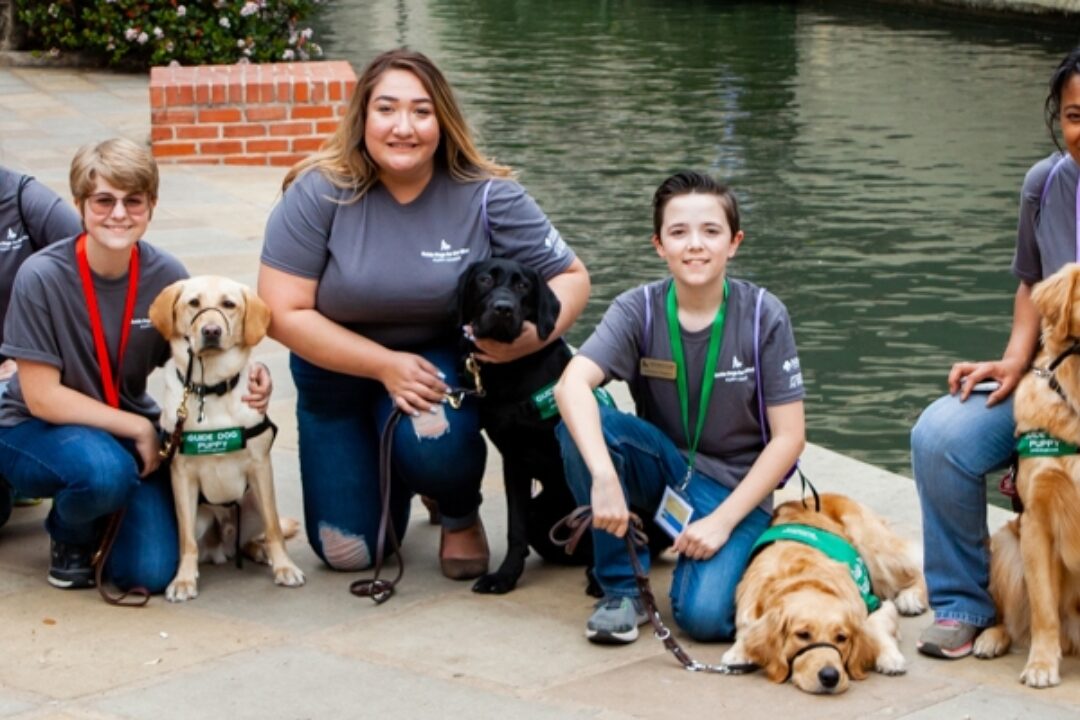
[550,508,754,674]
[91,507,150,607]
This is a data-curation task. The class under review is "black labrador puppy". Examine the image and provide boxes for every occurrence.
[457,258,594,594]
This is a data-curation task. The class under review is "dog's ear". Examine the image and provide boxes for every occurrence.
[148,280,185,339]
[743,608,789,683]
[456,262,482,329]
[242,288,272,347]
[525,266,561,341]
[844,621,877,681]
[1032,264,1080,345]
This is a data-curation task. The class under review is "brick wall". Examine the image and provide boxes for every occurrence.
[149,61,356,166]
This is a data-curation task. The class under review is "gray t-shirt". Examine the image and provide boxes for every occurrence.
[0,237,188,426]
[579,277,804,511]
[1013,152,1078,283]
[0,168,83,349]
[261,169,575,348]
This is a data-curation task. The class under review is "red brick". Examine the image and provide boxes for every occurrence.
[294,81,310,103]
[165,84,195,107]
[328,81,343,102]
[197,108,242,124]
[245,105,287,122]
[268,154,308,167]
[211,84,227,105]
[176,125,220,140]
[152,142,198,158]
[149,86,165,109]
[269,121,313,137]
[152,109,196,125]
[199,141,244,155]
[151,126,173,142]
[194,83,210,105]
[223,124,266,138]
[292,137,325,152]
[291,105,334,120]
[315,120,339,134]
[247,139,289,153]
[224,156,269,166]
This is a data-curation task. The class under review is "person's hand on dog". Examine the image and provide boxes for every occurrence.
[382,352,449,416]
[242,362,273,413]
[591,471,631,538]
[134,417,162,478]
[674,514,732,560]
[947,356,1024,407]
[466,322,546,364]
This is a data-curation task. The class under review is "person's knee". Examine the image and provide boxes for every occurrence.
[313,521,375,571]
[673,596,735,642]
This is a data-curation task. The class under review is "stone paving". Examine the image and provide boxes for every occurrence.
[1,65,1080,719]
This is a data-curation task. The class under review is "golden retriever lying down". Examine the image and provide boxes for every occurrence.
[973,263,1080,688]
[721,493,928,694]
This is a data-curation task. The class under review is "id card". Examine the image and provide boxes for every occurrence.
[655,485,694,540]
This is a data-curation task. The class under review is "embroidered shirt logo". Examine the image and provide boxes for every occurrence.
[0,226,28,252]
[130,317,153,330]
[732,356,743,369]
[421,238,470,264]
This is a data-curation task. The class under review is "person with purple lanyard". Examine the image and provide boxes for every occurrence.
[911,47,1080,659]
[0,138,271,591]
[0,165,82,524]
[554,171,805,644]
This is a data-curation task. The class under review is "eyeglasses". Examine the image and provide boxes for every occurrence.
[86,193,150,216]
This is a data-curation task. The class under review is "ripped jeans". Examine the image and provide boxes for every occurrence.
[290,348,487,571]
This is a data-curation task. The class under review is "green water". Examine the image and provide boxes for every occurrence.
[316,0,1080,477]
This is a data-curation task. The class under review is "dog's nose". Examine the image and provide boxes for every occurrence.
[818,666,840,689]
[202,324,223,342]
[492,300,514,318]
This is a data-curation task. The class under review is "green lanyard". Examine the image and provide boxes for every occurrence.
[665,280,727,490]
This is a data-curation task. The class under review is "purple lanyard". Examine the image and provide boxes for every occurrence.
[1040,155,1080,262]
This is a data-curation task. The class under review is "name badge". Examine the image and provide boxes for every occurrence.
[640,357,677,380]
[655,485,694,540]
[181,427,244,455]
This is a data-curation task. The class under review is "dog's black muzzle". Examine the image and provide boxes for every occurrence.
[473,288,524,343]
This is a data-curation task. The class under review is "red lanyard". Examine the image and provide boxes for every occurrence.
[75,233,140,409]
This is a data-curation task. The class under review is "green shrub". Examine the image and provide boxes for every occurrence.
[16,1,325,68]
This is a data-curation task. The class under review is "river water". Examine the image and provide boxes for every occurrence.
[315,0,1079,478]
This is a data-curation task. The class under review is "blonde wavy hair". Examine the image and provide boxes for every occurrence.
[282,48,511,197]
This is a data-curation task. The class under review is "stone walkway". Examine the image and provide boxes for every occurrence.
[1,65,1078,719]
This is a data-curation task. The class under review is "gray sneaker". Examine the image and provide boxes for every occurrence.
[917,619,978,659]
[585,595,648,644]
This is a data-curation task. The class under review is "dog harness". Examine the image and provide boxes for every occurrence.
[751,524,881,613]
[531,382,616,420]
[1015,430,1080,458]
[179,417,277,456]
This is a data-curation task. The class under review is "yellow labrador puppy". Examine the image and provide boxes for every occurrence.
[149,276,304,602]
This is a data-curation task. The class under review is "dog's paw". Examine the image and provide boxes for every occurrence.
[472,572,518,594]
[243,540,270,565]
[973,626,1011,659]
[875,646,907,676]
[273,561,305,587]
[893,586,927,616]
[1020,659,1061,688]
[721,642,751,668]
[165,576,199,603]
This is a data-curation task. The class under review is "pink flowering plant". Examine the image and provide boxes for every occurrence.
[16,0,324,68]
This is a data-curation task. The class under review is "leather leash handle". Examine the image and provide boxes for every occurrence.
[350,410,405,603]
[91,507,150,607]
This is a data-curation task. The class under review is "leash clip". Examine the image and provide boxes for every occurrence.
[464,354,485,397]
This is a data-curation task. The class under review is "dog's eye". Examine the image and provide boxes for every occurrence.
[222,299,237,309]
[477,275,493,288]
[187,298,200,308]
[835,633,848,644]
[514,281,530,294]
[795,630,812,641]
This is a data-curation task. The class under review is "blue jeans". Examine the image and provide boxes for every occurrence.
[291,347,487,571]
[0,419,178,592]
[911,392,1015,627]
[556,406,770,641]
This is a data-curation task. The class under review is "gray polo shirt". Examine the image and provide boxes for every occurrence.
[1013,152,1079,283]
[0,168,83,349]
[261,168,575,349]
[579,277,804,510]
[0,237,188,426]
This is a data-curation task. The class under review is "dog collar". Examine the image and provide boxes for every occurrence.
[1016,430,1080,457]
[751,524,881,613]
[176,368,241,398]
[179,417,277,455]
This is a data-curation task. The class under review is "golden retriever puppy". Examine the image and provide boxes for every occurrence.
[721,493,928,694]
[149,276,305,602]
[973,263,1080,688]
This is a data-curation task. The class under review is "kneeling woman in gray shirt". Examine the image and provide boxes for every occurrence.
[554,171,805,645]
[258,49,589,580]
